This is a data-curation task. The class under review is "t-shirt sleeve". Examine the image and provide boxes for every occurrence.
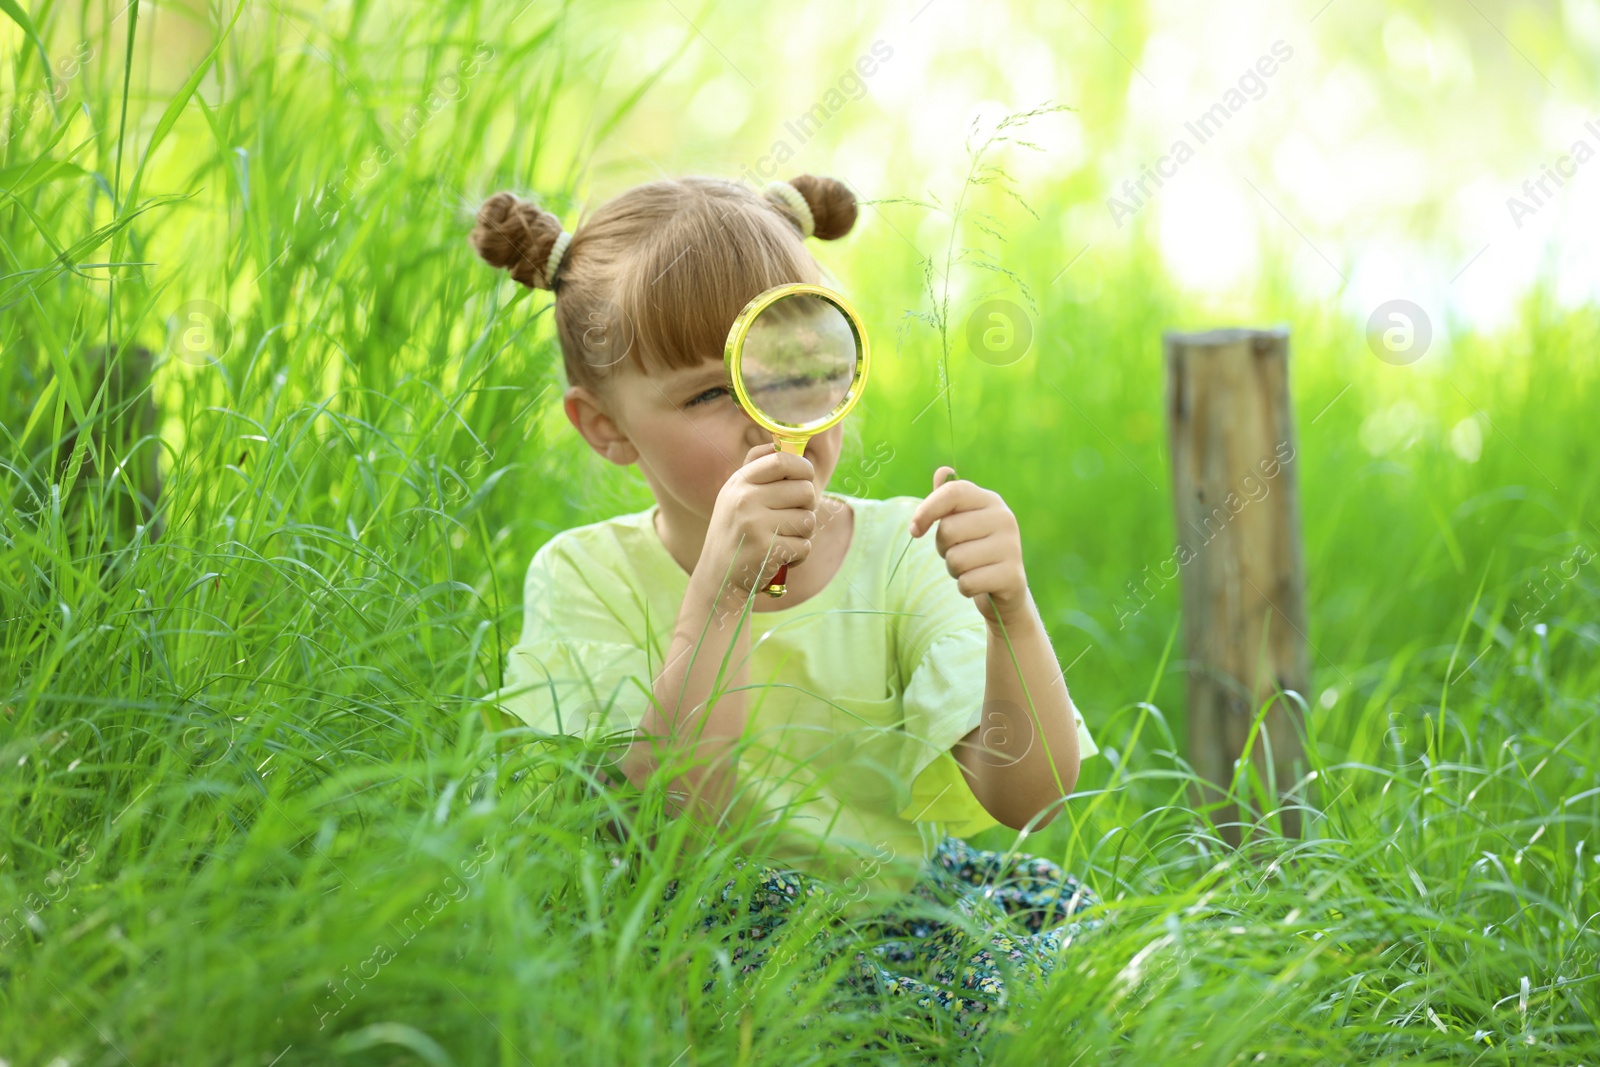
[886,500,1101,836]
[487,535,658,741]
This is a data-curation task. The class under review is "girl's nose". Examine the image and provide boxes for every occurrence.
[743,418,769,451]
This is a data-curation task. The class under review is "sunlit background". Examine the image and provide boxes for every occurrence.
[555,0,1600,330]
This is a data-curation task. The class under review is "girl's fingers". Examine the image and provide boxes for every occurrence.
[909,478,988,537]
[773,507,817,538]
[932,508,1001,555]
[743,447,814,483]
[953,559,1022,600]
[747,474,817,513]
[943,535,1010,578]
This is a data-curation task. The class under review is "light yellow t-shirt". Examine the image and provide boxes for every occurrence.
[487,492,1099,916]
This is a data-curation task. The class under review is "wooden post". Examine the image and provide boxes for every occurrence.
[1163,327,1310,846]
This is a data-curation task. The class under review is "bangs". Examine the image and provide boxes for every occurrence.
[614,194,822,377]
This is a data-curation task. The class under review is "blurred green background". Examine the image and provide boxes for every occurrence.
[2,0,1597,1062]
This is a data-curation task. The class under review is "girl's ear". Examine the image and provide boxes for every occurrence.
[603,440,641,465]
[564,386,640,465]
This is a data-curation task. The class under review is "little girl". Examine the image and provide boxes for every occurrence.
[471,173,1104,1040]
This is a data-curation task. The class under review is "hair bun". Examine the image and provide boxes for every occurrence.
[469,191,565,290]
[786,175,858,241]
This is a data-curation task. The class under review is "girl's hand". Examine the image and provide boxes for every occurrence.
[698,442,818,599]
[908,466,1032,627]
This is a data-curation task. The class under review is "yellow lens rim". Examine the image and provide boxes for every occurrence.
[723,282,869,448]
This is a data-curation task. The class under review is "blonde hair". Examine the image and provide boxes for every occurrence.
[468,175,859,397]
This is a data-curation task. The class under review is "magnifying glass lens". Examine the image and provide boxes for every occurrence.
[725,283,869,598]
[740,294,857,425]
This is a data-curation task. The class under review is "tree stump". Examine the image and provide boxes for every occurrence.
[1163,327,1310,846]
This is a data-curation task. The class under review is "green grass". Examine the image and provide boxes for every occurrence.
[2,1,1598,1063]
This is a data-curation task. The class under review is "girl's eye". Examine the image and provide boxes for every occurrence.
[687,386,728,407]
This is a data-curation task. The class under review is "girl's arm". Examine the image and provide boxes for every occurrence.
[909,466,1081,831]
[615,568,752,828]
[612,442,817,832]
[957,592,1081,831]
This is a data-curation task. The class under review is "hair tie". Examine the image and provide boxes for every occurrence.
[763,180,815,239]
[545,229,573,288]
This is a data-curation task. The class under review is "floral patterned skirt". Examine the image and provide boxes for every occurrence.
[653,835,1105,1043]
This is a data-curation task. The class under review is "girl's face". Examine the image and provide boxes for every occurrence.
[565,354,844,528]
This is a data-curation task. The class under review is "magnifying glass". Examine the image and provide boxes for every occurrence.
[724,282,870,598]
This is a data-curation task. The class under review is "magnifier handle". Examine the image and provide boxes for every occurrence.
[762,436,811,598]
[764,563,789,598]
